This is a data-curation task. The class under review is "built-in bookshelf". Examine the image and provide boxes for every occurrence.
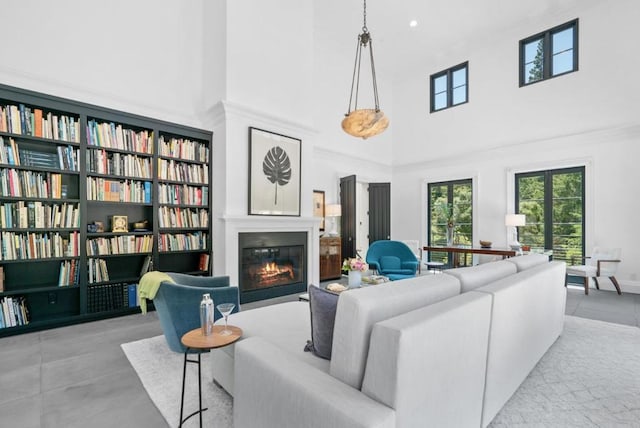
[0,83,212,336]
[157,135,211,274]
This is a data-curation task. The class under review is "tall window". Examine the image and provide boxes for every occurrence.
[515,166,585,263]
[520,19,578,86]
[430,62,468,112]
[428,179,473,265]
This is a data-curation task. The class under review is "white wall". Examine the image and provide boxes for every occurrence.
[0,0,211,129]
[226,0,314,127]
[392,127,640,292]
[391,1,640,165]
[387,0,640,292]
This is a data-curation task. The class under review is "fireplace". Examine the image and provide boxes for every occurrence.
[238,231,307,303]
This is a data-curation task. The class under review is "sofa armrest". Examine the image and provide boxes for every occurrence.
[234,337,395,428]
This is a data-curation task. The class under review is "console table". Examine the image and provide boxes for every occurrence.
[423,246,517,268]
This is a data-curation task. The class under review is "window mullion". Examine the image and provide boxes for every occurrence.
[447,70,453,108]
[543,33,552,79]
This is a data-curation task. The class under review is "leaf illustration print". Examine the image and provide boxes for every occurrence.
[262,146,291,204]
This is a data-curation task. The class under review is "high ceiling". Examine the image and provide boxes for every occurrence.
[316,0,587,79]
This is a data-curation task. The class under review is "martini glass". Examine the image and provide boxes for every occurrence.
[216,303,236,335]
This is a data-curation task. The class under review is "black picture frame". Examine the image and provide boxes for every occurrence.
[248,127,301,216]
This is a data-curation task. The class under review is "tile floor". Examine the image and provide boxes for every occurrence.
[0,286,637,428]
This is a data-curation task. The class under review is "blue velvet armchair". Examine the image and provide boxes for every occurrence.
[365,240,419,281]
[153,273,240,353]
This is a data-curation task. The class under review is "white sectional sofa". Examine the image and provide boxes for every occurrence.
[212,253,565,428]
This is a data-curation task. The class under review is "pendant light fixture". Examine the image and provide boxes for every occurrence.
[341,0,389,139]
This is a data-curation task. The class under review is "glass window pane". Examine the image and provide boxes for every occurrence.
[524,63,543,84]
[552,172,583,262]
[452,86,466,105]
[524,38,544,64]
[518,175,545,249]
[552,50,574,75]
[428,180,473,265]
[452,67,467,88]
[552,27,573,54]
[433,92,447,110]
[433,75,447,94]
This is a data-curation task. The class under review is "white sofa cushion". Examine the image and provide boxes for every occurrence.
[445,260,517,293]
[234,337,396,428]
[475,261,567,427]
[211,301,329,395]
[330,274,461,390]
[505,253,549,271]
[362,291,492,428]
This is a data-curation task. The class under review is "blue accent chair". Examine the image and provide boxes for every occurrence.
[366,240,419,281]
[153,273,240,353]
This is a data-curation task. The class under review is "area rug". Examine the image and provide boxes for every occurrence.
[122,316,640,428]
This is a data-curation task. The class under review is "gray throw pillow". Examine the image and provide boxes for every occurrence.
[304,284,339,359]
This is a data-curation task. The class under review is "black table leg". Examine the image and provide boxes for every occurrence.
[179,348,208,427]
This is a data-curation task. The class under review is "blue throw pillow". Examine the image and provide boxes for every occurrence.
[304,284,339,359]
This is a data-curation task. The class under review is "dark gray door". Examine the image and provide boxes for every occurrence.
[340,175,357,259]
[368,182,390,243]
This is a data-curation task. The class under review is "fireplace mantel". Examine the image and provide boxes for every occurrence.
[217,215,321,296]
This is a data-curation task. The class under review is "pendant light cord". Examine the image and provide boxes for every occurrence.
[345,0,380,115]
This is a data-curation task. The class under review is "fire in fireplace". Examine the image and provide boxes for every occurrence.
[238,232,307,303]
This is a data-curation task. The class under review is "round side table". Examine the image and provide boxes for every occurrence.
[179,325,242,427]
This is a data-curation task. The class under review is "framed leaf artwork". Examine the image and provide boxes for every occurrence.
[248,127,301,216]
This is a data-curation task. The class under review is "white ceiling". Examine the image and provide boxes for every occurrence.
[316,0,587,79]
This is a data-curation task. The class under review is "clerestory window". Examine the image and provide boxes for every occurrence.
[520,19,578,86]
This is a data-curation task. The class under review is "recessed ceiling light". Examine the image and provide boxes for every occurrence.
[409,20,418,27]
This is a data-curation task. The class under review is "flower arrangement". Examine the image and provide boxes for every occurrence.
[342,257,369,272]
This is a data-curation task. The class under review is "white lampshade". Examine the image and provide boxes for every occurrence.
[324,204,341,237]
[505,214,526,227]
[325,204,342,217]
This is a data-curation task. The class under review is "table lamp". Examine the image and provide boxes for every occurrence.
[505,214,526,251]
[324,204,341,237]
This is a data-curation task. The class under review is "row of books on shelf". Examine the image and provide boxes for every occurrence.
[157,158,208,184]
[86,119,153,154]
[26,146,78,171]
[1,201,79,229]
[158,231,208,252]
[86,234,153,256]
[0,103,80,142]
[88,258,109,284]
[87,282,139,313]
[86,177,151,203]
[159,136,209,163]
[1,231,79,260]
[0,296,29,329]
[158,206,208,229]
[158,183,207,206]
[0,168,65,199]
[0,137,78,172]
[87,148,152,178]
[59,259,80,286]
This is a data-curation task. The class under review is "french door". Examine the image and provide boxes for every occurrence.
[515,166,585,263]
